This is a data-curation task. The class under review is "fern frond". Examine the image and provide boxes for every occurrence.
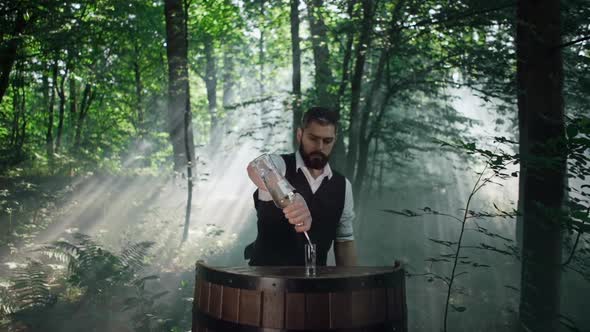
[0,285,17,315]
[10,261,53,311]
[120,241,154,272]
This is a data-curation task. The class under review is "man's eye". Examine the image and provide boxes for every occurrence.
[324,139,333,144]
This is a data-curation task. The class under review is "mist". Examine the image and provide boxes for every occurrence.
[1,0,589,331]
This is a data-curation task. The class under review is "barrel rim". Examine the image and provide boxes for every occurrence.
[196,262,405,293]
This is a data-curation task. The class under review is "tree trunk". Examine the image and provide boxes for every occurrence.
[368,138,379,198]
[346,0,375,178]
[353,50,387,198]
[259,0,265,95]
[335,0,356,112]
[0,12,27,104]
[133,42,144,137]
[222,44,235,107]
[331,0,357,169]
[10,82,20,146]
[181,0,194,243]
[290,0,302,148]
[351,0,402,196]
[378,158,384,196]
[164,0,195,172]
[517,0,565,331]
[55,65,69,153]
[74,83,94,150]
[46,60,58,158]
[41,60,49,144]
[18,85,26,150]
[306,0,336,107]
[69,76,77,147]
[204,33,218,132]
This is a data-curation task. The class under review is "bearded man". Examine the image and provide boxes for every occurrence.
[245,106,357,266]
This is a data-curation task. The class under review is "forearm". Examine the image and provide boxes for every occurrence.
[334,240,358,266]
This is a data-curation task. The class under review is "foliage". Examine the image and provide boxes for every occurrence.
[385,120,590,330]
[38,233,153,297]
[0,233,190,332]
[383,141,520,332]
[0,0,588,330]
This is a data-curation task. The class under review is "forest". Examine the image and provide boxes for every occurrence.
[0,0,589,331]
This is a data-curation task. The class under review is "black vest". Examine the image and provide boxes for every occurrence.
[247,153,346,266]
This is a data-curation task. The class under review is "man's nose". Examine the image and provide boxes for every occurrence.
[317,140,324,150]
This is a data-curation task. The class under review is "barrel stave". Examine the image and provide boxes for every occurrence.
[285,292,305,329]
[193,264,407,331]
[239,288,262,326]
[221,286,240,323]
[262,290,285,328]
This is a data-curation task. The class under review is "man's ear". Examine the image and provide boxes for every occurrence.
[296,128,303,143]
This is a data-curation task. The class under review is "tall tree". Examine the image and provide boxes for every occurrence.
[306,0,336,107]
[222,43,235,107]
[9,67,26,152]
[353,0,405,199]
[203,33,218,132]
[0,8,28,103]
[164,0,195,172]
[55,55,70,153]
[259,0,266,95]
[46,59,58,158]
[73,82,95,151]
[290,0,302,147]
[133,41,145,137]
[517,0,566,330]
[345,0,376,178]
[68,75,77,146]
[329,0,357,169]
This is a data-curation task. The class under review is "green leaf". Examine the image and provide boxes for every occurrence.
[382,209,420,217]
[566,124,579,139]
[451,305,467,312]
[504,285,519,292]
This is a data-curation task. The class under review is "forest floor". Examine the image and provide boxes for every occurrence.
[0,174,204,331]
[2,175,588,332]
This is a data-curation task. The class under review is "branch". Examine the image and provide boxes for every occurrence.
[425,79,506,101]
[407,272,450,285]
[554,35,590,50]
[396,2,516,32]
[443,162,487,332]
[562,206,589,267]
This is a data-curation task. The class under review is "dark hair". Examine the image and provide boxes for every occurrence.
[300,106,339,130]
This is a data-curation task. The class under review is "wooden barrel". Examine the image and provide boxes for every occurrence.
[192,262,407,331]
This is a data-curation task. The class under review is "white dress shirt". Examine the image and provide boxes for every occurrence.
[257,152,355,241]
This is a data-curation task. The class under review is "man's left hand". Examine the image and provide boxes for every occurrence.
[283,193,312,232]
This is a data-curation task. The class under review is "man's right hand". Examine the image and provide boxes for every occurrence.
[283,193,312,233]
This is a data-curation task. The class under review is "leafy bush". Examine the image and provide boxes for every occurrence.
[0,233,186,332]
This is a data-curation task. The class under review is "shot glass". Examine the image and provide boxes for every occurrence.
[304,243,316,276]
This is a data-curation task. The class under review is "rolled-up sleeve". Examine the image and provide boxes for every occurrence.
[335,178,355,241]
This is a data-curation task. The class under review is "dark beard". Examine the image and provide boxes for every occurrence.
[299,144,329,170]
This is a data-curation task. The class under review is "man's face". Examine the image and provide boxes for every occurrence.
[297,121,336,170]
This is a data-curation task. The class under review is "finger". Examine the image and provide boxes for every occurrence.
[283,200,305,214]
[287,214,309,225]
[294,222,311,232]
[285,208,310,220]
[283,202,306,215]
[292,216,311,228]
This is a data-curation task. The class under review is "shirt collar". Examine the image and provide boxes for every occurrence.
[295,150,333,179]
